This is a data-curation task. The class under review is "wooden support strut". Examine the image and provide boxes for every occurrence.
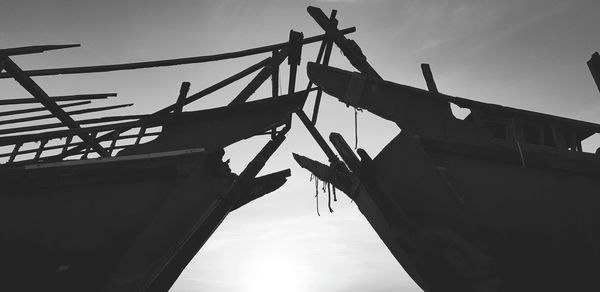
[228,48,290,105]
[296,109,339,163]
[0,55,109,157]
[421,63,439,93]
[0,28,356,78]
[175,82,190,113]
[44,57,270,160]
[307,6,383,81]
[311,10,338,124]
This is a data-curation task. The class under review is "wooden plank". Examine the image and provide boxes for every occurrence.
[0,93,116,106]
[0,55,109,156]
[0,103,133,126]
[228,48,289,105]
[0,44,80,56]
[307,6,382,81]
[0,101,90,117]
[421,63,438,93]
[0,28,356,78]
[0,114,147,136]
[588,52,600,94]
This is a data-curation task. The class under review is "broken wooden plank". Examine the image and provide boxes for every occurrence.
[421,63,438,93]
[307,6,382,81]
[0,28,356,78]
[588,52,600,94]
[0,103,133,126]
[0,55,109,156]
[0,101,91,117]
[0,44,80,56]
[0,93,116,106]
[0,114,147,136]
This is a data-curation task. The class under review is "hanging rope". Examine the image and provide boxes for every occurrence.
[354,108,362,149]
[310,174,321,216]
[327,182,334,213]
[332,186,337,202]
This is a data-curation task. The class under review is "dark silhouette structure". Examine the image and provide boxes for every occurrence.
[0,19,355,291]
[295,6,600,292]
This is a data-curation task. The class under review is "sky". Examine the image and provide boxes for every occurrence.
[1,0,599,291]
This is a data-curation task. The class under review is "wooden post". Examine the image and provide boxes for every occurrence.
[588,52,600,94]
[421,63,439,93]
[271,50,279,98]
[8,142,23,163]
[312,10,338,124]
[175,82,191,113]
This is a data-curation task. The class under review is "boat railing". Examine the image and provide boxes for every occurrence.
[0,9,355,166]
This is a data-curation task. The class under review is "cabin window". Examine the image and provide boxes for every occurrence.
[522,123,542,145]
[483,120,507,139]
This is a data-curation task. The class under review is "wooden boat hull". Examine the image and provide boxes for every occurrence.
[0,92,306,291]
[303,62,600,291]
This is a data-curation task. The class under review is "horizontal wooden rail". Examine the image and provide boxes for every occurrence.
[0,27,355,78]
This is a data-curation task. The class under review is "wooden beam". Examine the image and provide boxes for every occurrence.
[0,101,91,117]
[588,52,600,94]
[0,93,116,106]
[0,103,133,126]
[228,48,289,105]
[0,28,356,78]
[0,55,109,156]
[307,6,382,81]
[421,63,438,93]
[0,114,147,136]
[0,44,80,56]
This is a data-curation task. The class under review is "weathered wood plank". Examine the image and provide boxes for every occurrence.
[0,28,356,78]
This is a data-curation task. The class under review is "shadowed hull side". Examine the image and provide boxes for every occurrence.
[0,151,229,291]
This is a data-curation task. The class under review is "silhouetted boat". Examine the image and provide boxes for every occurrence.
[0,25,335,290]
[295,7,600,291]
